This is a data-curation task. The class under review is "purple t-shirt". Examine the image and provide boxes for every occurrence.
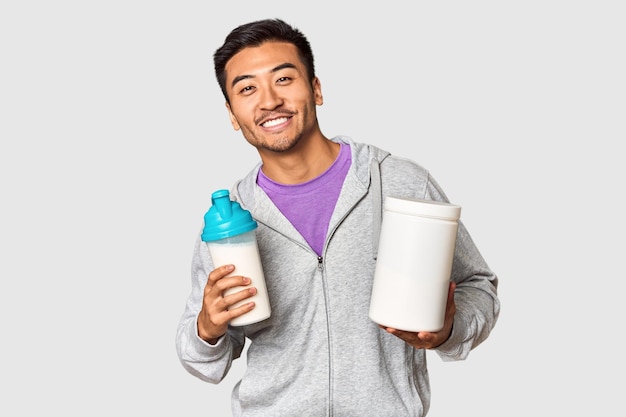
[257,143,351,256]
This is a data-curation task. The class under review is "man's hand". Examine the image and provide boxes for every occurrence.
[380,281,456,349]
[197,264,257,344]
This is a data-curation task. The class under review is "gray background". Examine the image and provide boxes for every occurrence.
[1,1,624,415]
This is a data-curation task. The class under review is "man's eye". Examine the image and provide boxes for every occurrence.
[240,85,255,94]
[277,77,291,84]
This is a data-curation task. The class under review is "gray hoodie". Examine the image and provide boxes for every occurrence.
[176,136,500,416]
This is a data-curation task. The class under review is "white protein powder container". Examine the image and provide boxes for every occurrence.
[369,196,461,332]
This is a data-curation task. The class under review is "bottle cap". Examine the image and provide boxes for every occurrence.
[201,189,258,242]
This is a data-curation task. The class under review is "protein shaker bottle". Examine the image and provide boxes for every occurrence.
[369,196,461,332]
[202,189,271,326]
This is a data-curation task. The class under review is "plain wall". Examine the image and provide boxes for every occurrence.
[1,1,624,415]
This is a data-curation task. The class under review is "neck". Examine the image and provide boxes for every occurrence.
[259,134,340,185]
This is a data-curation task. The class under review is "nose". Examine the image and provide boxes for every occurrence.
[258,85,283,110]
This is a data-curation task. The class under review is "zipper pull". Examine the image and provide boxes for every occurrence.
[317,256,323,270]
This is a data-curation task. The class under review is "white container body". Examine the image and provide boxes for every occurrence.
[206,230,271,326]
[369,197,460,332]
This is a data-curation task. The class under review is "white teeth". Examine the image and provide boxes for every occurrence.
[262,117,288,127]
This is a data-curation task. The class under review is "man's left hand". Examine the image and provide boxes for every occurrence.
[380,281,456,349]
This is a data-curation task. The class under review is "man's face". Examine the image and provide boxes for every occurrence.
[224,41,323,154]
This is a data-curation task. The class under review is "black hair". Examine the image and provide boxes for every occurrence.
[213,18,316,103]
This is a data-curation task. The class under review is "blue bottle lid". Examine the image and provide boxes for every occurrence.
[201,189,258,242]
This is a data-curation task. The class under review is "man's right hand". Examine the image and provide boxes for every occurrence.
[197,264,257,344]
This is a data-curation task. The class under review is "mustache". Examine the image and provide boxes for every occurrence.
[255,110,296,125]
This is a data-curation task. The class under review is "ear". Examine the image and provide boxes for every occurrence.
[225,102,241,131]
[312,77,323,106]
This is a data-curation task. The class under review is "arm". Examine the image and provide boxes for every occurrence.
[381,172,500,358]
[434,219,500,361]
[425,173,499,359]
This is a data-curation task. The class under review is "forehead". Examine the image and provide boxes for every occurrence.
[225,41,303,81]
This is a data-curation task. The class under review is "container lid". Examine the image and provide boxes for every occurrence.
[384,196,461,220]
[201,189,258,242]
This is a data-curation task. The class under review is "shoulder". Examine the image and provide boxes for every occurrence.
[379,154,432,200]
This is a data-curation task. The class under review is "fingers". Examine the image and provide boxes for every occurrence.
[206,264,254,302]
[445,281,457,322]
[447,281,457,305]
[380,325,440,350]
[379,281,457,349]
[207,264,236,287]
[198,264,257,343]
[222,285,257,312]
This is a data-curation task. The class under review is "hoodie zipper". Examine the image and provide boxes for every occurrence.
[319,195,369,417]
[255,194,367,416]
[256,222,333,414]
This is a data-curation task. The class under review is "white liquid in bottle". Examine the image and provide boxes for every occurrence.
[207,233,271,326]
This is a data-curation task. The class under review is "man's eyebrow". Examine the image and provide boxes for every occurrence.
[230,62,297,89]
[273,62,296,72]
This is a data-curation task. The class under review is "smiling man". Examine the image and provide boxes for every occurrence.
[225,40,335,184]
[176,18,500,417]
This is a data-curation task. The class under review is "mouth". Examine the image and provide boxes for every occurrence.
[260,116,291,128]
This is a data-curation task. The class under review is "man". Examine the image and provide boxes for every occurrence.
[176,18,499,416]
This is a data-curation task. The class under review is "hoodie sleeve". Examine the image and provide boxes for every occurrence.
[175,232,246,383]
[424,173,500,361]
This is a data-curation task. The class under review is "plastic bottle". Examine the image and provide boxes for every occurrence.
[202,189,271,326]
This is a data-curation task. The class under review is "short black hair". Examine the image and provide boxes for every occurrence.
[213,18,316,103]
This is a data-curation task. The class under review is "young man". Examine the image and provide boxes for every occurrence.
[176,18,500,416]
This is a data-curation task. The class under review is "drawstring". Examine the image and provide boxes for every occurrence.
[370,157,383,260]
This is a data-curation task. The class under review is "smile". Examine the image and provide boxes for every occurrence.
[261,117,290,128]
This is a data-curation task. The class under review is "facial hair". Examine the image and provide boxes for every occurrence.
[241,104,315,154]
